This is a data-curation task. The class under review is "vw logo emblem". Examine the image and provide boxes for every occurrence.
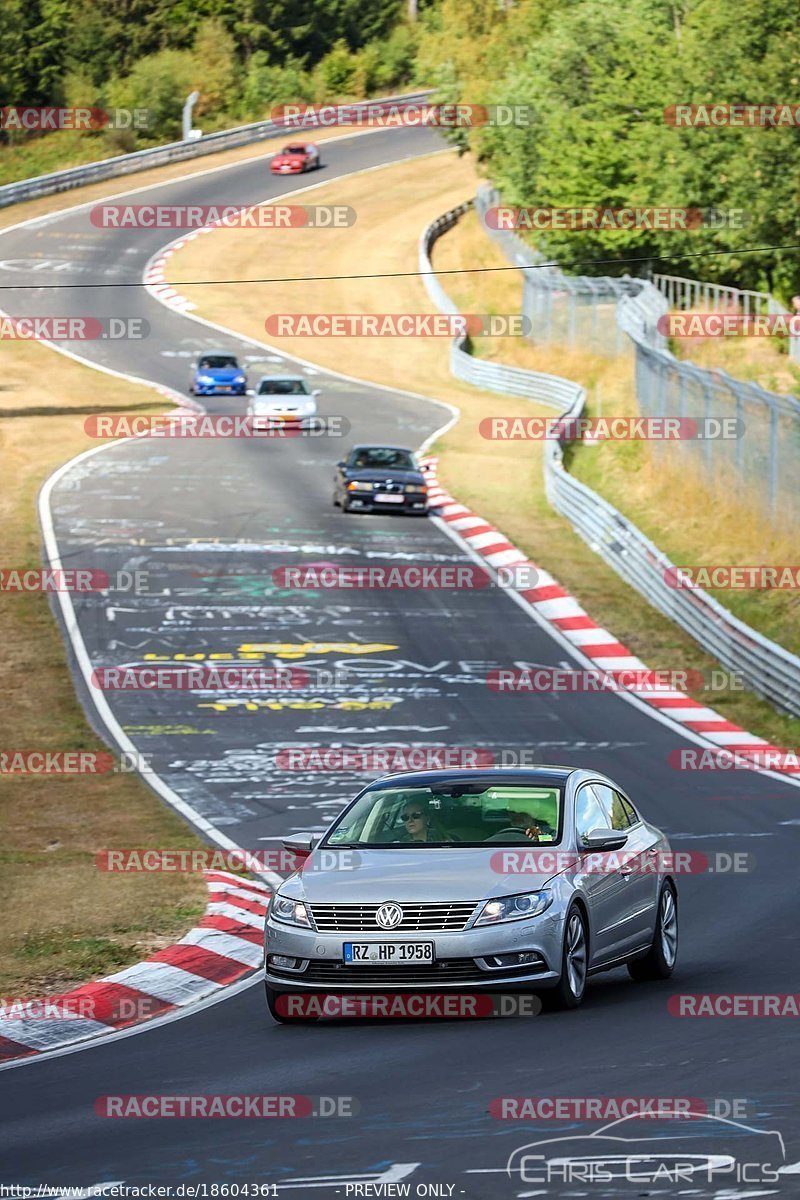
[376,902,403,929]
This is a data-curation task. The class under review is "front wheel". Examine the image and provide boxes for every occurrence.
[544,906,588,1010]
[628,881,678,981]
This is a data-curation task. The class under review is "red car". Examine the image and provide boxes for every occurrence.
[270,143,321,174]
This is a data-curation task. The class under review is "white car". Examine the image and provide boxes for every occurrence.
[247,375,320,427]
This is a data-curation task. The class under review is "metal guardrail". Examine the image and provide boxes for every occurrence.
[419,207,584,410]
[475,187,800,524]
[0,91,433,209]
[420,200,800,717]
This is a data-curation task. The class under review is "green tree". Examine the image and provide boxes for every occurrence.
[191,18,241,120]
[105,49,197,141]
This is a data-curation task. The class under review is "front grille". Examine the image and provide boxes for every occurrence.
[277,959,498,985]
[308,902,480,932]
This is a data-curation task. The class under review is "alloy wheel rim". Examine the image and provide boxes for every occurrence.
[566,913,587,997]
[660,888,678,966]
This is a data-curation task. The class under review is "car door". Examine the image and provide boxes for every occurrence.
[591,783,658,956]
[605,786,661,949]
[573,782,631,967]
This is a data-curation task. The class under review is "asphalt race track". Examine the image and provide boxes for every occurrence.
[1,125,799,1196]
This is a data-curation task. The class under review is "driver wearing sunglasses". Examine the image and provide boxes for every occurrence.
[398,799,453,843]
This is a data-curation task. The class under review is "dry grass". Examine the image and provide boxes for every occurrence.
[166,156,799,747]
[0,340,206,997]
[437,213,799,654]
[669,320,800,399]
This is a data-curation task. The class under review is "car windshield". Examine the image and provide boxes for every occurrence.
[257,379,310,395]
[349,448,416,471]
[322,783,563,847]
[283,145,307,154]
[199,356,238,370]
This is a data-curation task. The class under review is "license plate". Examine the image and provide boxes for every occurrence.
[343,941,434,965]
[219,386,231,392]
[374,493,404,504]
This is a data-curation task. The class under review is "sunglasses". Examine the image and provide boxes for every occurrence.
[401,810,424,821]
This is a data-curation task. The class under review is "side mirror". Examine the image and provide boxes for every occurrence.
[282,834,318,860]
[581,827,628,852]
[246,388,255,396]
[336,460,346,469]
[312,389,321,397]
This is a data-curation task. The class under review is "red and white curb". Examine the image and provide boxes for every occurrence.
[144,216,257,313]
[0,871,269,1065]
[145,242,200,313]
[421,456,799,776]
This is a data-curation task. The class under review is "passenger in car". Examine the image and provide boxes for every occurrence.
[399,800,453,843]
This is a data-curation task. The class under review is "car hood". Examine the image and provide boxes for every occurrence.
[200,367,241,380]
[273,155,305,165]
[344,468,425,486]
[253,395,314,408]
[281,846,560,904]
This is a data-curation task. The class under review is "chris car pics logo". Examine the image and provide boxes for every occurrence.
[504,1113,789,1186]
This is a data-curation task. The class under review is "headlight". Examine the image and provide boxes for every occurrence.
[270,894,312,927]
[405,484,428,494]
[347,481,374,492]
[235,375,246,383]
[474,891,552,926]
[198,374,214,384]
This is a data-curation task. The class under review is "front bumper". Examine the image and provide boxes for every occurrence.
[194,383,246,396]
[271,163,304,173]
[251,414,311,428]
[345,495,428,513]
[264,913,563,991]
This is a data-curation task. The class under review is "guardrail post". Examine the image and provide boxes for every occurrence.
[769,400,778,519]
[702,378,714,469]
[735,387,745,470]
[182,91,201,141]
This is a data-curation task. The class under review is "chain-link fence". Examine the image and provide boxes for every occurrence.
[475,186,800,525]
[420,200,800,718]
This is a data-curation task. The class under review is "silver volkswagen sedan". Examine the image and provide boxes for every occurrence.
[264,768,678,1021]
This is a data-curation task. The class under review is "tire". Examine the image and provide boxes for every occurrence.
[543,906,588,1010]
[628,881,678,981]
[266,984,314,1024]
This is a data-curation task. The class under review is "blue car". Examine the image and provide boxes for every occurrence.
[189,352,247,396]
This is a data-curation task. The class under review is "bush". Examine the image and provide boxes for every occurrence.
[191,19,241,121]
[370,23,420,90]
[240,54,313,120]
[315,39,359,97]
[105,49,197,143]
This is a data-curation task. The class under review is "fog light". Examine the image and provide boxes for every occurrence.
[485,952,543,969]
[269,954,301,971]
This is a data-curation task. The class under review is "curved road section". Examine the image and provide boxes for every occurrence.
[1,126,798,1194]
